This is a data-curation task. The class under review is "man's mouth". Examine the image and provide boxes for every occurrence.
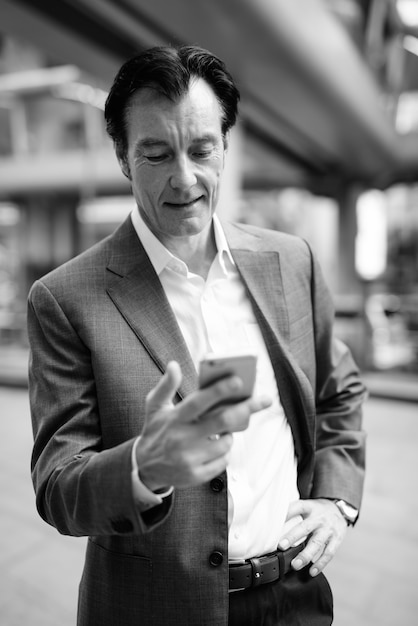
[165,195,204,208]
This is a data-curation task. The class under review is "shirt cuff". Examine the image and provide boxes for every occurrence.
[131,436,174,511]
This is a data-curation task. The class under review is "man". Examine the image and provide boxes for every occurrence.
[28,45,366,625]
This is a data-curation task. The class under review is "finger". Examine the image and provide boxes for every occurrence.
[169,374,241,425]
[309,534,341,577]
[178,373,269,426]
[291,531,331,572]
[278,514,313,550]
[221,395,272,432]
[195,393,272,439]
[146,361,182,412]
[247,394,272,414]
[204,432,233,455]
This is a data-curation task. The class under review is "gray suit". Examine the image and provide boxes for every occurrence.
[28,216,366,625]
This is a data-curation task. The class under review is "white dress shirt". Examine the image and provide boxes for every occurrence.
[130,209,301,560]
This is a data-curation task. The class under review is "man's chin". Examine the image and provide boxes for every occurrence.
[168,212,214,237]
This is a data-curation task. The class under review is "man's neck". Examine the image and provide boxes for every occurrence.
[163,224,218,280]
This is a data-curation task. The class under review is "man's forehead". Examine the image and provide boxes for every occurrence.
[126,77,222,119]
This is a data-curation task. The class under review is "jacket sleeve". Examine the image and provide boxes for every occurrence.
[27,279,173,537]
[307,247,367,509]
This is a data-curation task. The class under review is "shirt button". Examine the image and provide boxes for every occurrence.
[209,551,224,567]
[210,477,225,492]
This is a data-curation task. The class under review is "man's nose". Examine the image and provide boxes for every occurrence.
[169,156,197,190]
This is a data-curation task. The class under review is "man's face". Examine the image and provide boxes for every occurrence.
[122,78,227,246]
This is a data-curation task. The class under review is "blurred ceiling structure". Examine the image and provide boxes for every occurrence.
[1,0,417,195]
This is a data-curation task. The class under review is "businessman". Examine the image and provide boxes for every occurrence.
[28,45,366,625]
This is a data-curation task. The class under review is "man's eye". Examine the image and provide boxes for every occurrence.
[144,154,167,163]
[193,150,212,159]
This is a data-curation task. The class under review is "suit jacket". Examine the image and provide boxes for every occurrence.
[28,216,366,626]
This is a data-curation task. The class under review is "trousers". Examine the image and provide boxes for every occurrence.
[228,568,333,625]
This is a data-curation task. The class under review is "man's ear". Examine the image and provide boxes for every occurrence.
[223,131,230,152]
[117,151,131,180]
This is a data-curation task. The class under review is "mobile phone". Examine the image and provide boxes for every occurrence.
[198,353,257,401]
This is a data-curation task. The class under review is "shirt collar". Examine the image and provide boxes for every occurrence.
[130,207,235,276]
[131,207,173,275]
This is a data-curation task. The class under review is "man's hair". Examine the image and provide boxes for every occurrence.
[104,45,240,165]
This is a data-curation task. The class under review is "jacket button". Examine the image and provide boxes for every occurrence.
[210,477,224,492]
[209,551,224,567]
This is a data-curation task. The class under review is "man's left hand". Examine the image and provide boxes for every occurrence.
[278,498,348,577]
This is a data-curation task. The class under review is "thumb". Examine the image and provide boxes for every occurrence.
[146,361,183,413]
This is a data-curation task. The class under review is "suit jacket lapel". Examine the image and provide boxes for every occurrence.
[104,218,197,398]
[224,223,315,461]
[231,248,290,346]
[222,223,289,343]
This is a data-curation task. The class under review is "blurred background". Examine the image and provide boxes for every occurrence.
[0,0,417,624]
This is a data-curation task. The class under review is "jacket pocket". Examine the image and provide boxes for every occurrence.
[78,538,152,625]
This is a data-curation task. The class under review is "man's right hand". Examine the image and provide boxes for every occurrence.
[135,361,271,491]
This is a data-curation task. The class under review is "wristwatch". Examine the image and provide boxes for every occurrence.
[333,499,358,526]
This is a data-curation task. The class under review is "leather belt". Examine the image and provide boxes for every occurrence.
[229,543,305,591]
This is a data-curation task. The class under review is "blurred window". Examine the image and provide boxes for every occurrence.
[0,105,12,156]
[365,294,415,370]
[25,93,86,153]
[0,203,25,345]
[356,190,387,281]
